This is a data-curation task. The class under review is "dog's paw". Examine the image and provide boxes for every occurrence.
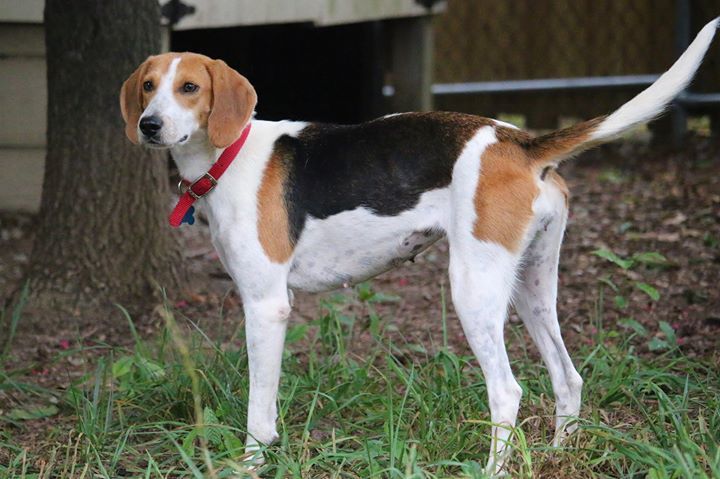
[552,417,579,447]
[241,447,265,466]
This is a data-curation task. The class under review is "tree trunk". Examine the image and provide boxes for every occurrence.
[24,0,184,310]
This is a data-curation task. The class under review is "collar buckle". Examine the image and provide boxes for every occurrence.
[184,172,218,200]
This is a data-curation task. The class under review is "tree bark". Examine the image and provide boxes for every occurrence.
[24,0,184,310]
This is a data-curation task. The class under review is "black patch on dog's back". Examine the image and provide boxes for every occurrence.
[273,112,494,243]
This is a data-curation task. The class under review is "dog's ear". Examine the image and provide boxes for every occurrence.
[207,59,257,149]
[120,60,149,144]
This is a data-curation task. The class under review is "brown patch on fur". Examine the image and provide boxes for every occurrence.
[493,117,606,169]
[120,55,172,144]
[526,117,606,166]
[257,151,294,263]
[494,125,533,145]
[205,58,257,148]
[473,142,539,252]
[173,54,214,127]
[437,114,590,249]
[120,64,146,144]
[120,54,178,143]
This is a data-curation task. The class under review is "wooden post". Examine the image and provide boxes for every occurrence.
[710,112,720,139]
[361,21,388,120]
[650,0,691,147]
[389,16,433,113]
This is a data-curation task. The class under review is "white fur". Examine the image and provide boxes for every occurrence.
[172,120,308,455]
[517,178,584,446]
[493,119,520,130]
[289,188,448,292]
[448,127,525,473]
[592,17,719,140]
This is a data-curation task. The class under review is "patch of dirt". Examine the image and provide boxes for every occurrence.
[1,135,719,461]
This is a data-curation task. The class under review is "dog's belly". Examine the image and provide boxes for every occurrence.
[287,188,448,292]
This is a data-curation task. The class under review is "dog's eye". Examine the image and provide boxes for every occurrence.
[182,82,198,93]
[143,81,153,92]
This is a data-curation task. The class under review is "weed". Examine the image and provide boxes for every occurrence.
[593,247,677,351]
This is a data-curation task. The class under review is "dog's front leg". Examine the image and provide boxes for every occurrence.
[243,293,291,462]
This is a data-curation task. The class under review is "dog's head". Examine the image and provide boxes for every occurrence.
[120,52,257,149]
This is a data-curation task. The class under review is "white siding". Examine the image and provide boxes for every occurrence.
[0,24,46,211]
[0,56,46,146]
[173,0,445,30]
[0,0,44,23]
[0,149,44,211]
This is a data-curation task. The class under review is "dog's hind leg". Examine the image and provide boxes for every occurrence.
[446,125,534,475]
[514,176,583,446]
[448,240,523,476]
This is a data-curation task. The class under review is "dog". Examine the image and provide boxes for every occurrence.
[120,18,718,474]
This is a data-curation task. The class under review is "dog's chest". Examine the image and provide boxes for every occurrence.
[287,188,447,292]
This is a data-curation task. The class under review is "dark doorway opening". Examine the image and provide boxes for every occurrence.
[171,21,387,124]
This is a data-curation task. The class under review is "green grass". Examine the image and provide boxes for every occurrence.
[1,286,719,478]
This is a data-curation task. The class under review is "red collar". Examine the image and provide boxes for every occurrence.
[169,123,252,227]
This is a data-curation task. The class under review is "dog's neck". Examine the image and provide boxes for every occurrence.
[170,133,220,182]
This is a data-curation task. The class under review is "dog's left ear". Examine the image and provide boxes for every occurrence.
[119,60,149,144]
[207,60,257,149]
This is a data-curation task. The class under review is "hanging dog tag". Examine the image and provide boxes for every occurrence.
[181,206,196,225]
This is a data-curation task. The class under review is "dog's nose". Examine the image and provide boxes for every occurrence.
[139,116,163,137]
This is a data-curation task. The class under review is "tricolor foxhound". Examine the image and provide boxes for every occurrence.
[120,18,718,474]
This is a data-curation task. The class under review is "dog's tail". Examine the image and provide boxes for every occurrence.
[526,17,719,169]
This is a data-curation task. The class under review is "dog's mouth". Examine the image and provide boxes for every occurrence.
[143,139,169,150]
[142,135,189,149]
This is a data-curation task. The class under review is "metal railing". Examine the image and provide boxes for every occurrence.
[431,0,719,142]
